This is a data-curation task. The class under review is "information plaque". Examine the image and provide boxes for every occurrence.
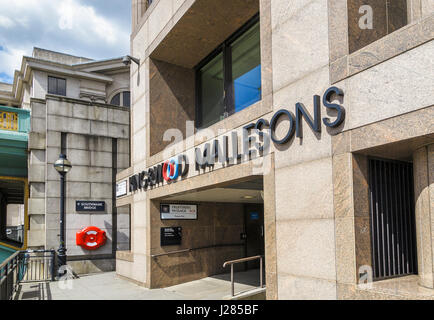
[160,227,182,246]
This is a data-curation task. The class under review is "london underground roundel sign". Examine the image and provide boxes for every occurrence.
[162,158,180,182]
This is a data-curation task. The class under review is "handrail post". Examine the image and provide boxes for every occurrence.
[51,250,56,281]
[5,261,8,300]
[231,264,234,297]
[223,255,265,297]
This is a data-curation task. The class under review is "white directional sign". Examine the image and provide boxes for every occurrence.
[116,180,127,197]
[160,204,197,220]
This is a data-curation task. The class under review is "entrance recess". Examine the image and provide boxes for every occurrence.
[153,177,266,291]
[368,158,418,280]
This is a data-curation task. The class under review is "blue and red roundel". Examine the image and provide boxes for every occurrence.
[162,158,179,182]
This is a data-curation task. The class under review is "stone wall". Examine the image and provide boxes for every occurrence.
[28,95,130,269]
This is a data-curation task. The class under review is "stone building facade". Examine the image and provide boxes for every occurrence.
[0,48,131,273]
[116,0,434,299]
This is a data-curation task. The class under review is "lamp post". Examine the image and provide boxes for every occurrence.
[53,154,72,277]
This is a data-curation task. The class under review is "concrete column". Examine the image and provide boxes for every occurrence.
[413,144,434,288]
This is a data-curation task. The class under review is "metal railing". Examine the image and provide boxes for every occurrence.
[151,243,244,258]
[0,251,20,300]
[0,249,56,300]
[18,250,56,283]
[223,255,264,297]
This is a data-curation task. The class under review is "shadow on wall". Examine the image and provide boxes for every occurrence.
[103,221,130,251]
[149,59,196,156]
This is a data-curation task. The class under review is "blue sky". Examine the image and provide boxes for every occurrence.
[0,0,131,84]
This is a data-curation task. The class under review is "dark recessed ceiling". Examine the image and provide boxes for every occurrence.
[222,178,263,191]
[150,0,259,68]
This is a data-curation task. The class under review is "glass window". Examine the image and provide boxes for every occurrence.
[198,53,224,128]
[110,91,131,107]
[348,0,408,53]
[57,78,66,96]
[123,91,131,107]
[48,77,57,94]
[48,76,66,96]
[110,93,121,106]
[231,21,261,113]
[196,15,260,129]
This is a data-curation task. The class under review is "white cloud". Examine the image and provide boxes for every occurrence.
[0,15,15,28]
[0,0,130,83]
[0,47,26,82]
[57,0,122,45]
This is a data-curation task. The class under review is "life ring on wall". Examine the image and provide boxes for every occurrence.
[76,226,107,250]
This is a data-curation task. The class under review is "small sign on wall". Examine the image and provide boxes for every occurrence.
[160,227,182,246]
[250,212,259,220]
[76,201,105,212]
[160,204,197,220]
[116,180,127,197]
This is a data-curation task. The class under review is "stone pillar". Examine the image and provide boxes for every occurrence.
[413,144,434,288]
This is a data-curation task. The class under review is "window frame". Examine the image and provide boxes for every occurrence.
[195,13,260,129]
[47,76,67,96]
[109,91,131,107]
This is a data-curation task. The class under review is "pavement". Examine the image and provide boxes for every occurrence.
[15,269,263,300]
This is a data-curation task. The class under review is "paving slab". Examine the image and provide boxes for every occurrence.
[15,269,263,300]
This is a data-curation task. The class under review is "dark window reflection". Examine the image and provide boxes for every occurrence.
[48,76,66,96]
[110,91,131,108]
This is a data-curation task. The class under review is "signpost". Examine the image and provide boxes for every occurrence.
[160,204,197,220]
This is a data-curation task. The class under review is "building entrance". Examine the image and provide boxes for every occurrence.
[151,177,266,289]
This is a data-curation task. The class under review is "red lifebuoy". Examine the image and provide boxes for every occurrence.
[76,226,107,250]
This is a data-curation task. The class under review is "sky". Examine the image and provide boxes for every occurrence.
[0,0,131,84]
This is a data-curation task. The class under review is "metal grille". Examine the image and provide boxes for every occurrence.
[369,158,418,280]
[18,250,56,283]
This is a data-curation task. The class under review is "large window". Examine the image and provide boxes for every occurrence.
[48,76,66,96]
[110,91,131,107]
[196,14,261,128]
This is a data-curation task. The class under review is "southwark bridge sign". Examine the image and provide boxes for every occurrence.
[128,87,344,193]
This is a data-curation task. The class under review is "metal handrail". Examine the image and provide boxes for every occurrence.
[0,251,19,270]
[0,251,20,300]
[151,243,244,258]
[152,248,190,258]
[223,255,264,297]
[18,249,56,283]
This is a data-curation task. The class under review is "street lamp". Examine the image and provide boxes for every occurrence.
[54,154,72,277]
